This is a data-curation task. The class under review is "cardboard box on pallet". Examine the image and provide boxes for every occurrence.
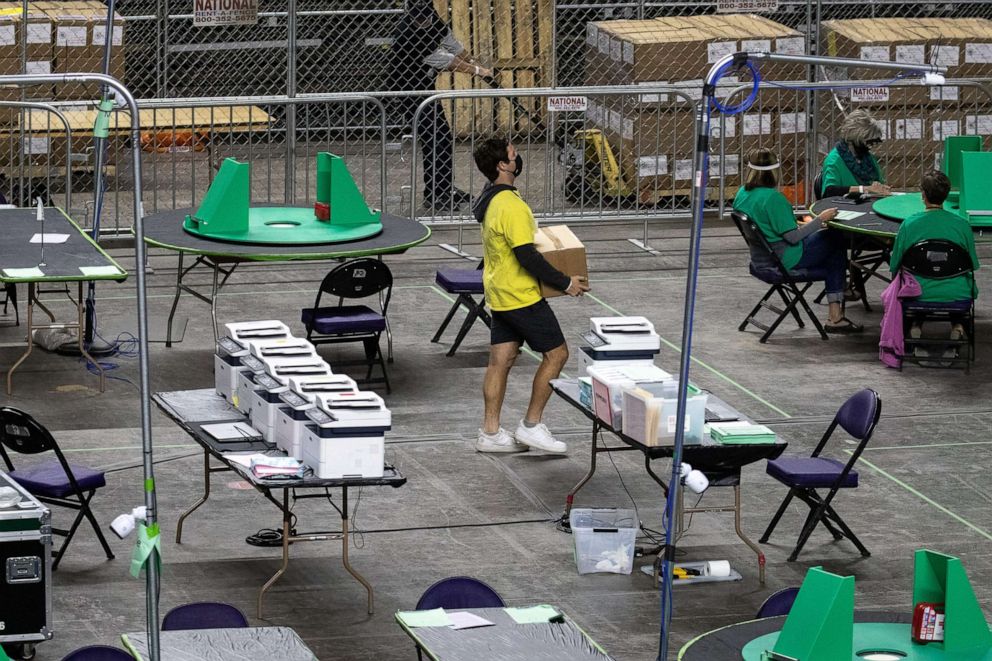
[822,18,992,107]
[37,0,125,101]
[586,14,806,87]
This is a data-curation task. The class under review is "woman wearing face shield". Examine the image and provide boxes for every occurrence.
[819,109,892,199]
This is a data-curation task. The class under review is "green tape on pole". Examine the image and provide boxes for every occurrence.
[144,478,154,492]
[93,98,113,139]
[130,522,162,578]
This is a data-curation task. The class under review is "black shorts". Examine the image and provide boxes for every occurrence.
[490,299,566,353]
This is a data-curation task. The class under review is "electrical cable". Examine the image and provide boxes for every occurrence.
[709,59,761,115]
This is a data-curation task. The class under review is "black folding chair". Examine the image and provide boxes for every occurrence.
[301,258,393,393]
[731,211,829,343]
[0,407,115,570]
[899,239,976,372]
[760,389,881,562]
[431,262,491,356]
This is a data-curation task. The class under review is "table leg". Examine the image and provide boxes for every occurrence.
[733,485,765,585]
[258,489,292,619]
[644,456,670,496]
[340,487,374,615]
[6,283,35,395]
[563,422,603,523]
[175,449,213,544]
[76,282,105,392]
[166,251,185,348]
[210,260,221,344]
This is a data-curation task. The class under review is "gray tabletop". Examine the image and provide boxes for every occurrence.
[122,627,317,661]
[397,607,614,661]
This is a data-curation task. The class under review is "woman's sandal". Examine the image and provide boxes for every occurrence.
[825,317,864,334]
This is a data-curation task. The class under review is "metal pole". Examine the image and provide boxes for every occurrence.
[655,50,949,660]
[82,0,116,353]
[285,0,298,204]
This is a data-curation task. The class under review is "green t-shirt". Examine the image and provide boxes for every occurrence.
[820,147,883,194]
[889,208,980,302]
[732,186,803,269]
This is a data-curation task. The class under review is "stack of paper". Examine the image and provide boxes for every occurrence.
[250,456,304,479]
[709,421,776,445]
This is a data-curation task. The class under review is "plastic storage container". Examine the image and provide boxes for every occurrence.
[569,508,637,575]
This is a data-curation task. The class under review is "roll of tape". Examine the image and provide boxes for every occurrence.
[703,560,731,577]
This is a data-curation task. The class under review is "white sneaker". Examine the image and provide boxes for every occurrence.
[514,421,567,454]
[477,427,529,453]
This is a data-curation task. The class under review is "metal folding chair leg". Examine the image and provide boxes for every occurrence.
[759,488,795,543]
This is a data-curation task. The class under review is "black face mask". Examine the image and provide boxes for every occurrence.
[853,142,871,159]
[511,154,523,177]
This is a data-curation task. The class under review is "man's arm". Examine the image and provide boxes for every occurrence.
[512,244,571,292]
[425,33,492,77]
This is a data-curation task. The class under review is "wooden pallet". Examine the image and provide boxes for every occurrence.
[433,0,552,138]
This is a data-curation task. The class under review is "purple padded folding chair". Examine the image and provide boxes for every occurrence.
[759,389,881,562]
[161,601,249,631]
[755,587,800,619]
[60,645,133,661]
[0,407,115,570]
[431,264,491,356]
[302,258,393,393]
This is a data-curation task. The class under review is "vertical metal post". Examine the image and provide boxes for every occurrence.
[156,0,168,97]
[285,0,298,204]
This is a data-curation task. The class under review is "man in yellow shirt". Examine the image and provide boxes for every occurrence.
[471,137,589,453]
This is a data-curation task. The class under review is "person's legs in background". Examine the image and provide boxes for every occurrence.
[795,229,861,330]
[478,341,528,453]
[417,102,467,209]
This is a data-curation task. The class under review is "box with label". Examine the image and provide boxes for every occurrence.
[585,14,805,86]
[822,18,992,105]
[39,1,125,101]
[0,4,53,60]
[534,224,588,299]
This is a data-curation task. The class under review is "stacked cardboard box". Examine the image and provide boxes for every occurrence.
[820,18,992,188]
[584,14,808,199]
[0,2,125,167]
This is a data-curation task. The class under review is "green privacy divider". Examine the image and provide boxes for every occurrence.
[913,549,992,656]
[772,566,854,661]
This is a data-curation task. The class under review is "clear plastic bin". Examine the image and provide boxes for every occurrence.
[569,508,637,575]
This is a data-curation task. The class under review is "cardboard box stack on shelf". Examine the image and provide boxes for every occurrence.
[820,17,992,188]
[0,1,125,167]
[584,14,808,201]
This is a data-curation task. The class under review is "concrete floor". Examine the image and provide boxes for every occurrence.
[2,217,991,660]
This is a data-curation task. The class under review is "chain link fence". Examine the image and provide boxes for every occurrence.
[0,1,991,234]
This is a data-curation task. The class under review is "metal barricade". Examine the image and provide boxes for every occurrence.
[410,84,699,255]
[0,102,73,211]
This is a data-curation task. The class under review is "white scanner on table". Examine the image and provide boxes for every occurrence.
[275,375,359,459]
[222,320,292,342]
[586,317,661,353]
[215,331,302,402]
[248,357,331,440]
[305,391,391,433]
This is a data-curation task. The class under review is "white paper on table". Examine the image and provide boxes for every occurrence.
[79,265,123,277]
[447,612,495,630]
[834,210,865,221]
[30,233,69,244]
[3,267,44,278]
[225,453,273,469]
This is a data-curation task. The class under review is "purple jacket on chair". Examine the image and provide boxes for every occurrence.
[879,270,922,369]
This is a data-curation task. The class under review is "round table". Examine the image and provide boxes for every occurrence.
[812,195,992,243]
[142,208,431,344]
[679,611,910,660]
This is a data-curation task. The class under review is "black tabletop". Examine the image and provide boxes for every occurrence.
[811,196,901,239]
[678,611,909,660]
[397,607,615,661]
[0,207,127,283]
[551,380,785,473]
[153,389,406,490]
[142,207,431,261]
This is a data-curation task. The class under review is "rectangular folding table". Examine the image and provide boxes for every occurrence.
[0,207,127,394]
[121,626,317,661]
[550,379,786,584]
[153,388,406,618]
[395,606,615,661]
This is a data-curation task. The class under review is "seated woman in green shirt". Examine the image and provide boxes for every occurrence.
[890,169,979,342]
[820,109,891,199]
[734,148,863,333]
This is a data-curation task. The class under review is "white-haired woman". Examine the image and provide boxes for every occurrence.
[820,109,891,199]
[734,148,863,334]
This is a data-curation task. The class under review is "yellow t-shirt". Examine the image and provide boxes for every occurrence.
[481,190,542,311]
